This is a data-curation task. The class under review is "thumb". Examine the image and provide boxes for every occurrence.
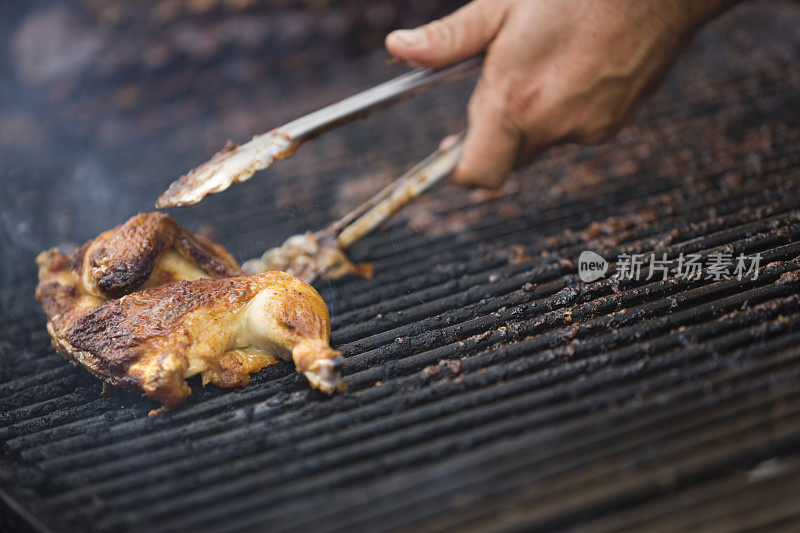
[385,0,507,69]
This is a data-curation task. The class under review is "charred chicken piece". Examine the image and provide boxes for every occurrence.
[36,213,346,412]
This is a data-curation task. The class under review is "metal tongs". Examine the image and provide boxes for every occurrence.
[241,134,464,281]
[156,57,481,281]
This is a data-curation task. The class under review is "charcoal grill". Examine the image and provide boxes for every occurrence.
[2,1,800,531]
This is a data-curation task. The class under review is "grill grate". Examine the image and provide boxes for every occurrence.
[2,2,800,531]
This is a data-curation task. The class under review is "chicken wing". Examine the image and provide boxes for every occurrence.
[74,211,242,298]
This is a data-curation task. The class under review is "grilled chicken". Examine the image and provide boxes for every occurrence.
[36,213,346,413]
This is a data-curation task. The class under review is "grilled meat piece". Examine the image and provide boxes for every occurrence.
[242,229,373,283]
[35,213,346,412]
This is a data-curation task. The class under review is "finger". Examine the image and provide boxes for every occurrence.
[385,0,508,69]
[453,79,521,189]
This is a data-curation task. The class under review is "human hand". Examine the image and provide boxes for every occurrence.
[387,0,736,188]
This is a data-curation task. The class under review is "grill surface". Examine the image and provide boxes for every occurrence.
[2,1,800,531]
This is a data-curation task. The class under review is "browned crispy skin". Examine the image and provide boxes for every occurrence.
[35,213,345,412]
[75,212,242,298]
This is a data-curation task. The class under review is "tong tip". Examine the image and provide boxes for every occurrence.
[155,133,297,209]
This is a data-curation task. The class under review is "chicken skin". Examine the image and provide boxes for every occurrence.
[35,213,346,413]
[73,211,243,298]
